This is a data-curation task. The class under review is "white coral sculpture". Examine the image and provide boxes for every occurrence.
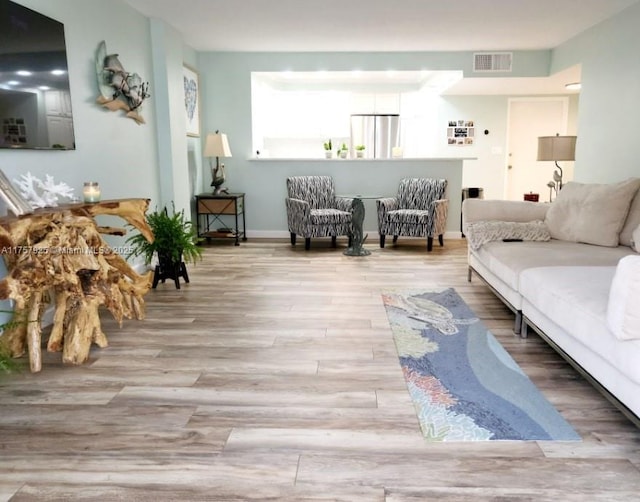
[13,172,76,208]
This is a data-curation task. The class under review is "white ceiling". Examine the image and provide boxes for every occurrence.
[123,0,637,94]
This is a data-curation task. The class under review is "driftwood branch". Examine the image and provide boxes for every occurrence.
[0,199,152,372]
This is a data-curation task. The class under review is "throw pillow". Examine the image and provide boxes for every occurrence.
[632,224,640,253]
[464,220,550,251]
[544,178,640,247]
[606,255,640,340]
[619,186,640,247]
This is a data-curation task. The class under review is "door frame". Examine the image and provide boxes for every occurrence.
[504,97,570,199]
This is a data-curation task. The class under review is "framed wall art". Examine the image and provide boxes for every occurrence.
[447,120,475,146]
[183,64,201,137]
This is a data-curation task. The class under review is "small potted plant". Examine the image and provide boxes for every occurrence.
[355,145,365,158]
[339,142,349,159]
[126,203,203,289]
[323,139,333,159]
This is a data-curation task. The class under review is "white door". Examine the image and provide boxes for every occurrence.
[506,98,569,202]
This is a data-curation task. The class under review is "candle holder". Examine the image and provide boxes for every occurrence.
[83,182,101,203]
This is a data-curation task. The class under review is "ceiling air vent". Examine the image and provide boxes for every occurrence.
[473,52,513,72]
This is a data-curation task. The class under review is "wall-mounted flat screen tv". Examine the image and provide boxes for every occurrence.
[0,0,75,150]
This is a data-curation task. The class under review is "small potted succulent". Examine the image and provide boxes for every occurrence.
[323,139,333,159]
[339,142,349,159]
[355,145,365,158]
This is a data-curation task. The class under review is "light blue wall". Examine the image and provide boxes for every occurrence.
[197,51,553,233]
[552,1,640,183]
[0,0,185,328]
[3,0,161,209]
[3,2,638,233]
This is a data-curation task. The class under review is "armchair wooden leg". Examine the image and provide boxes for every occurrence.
[427,237,434,252]
[290,233,296,246]
[305,238,311,250]
[379,234,386,248]
[331,236,337,247]
[438,234,444,247]
[392,235,398,244]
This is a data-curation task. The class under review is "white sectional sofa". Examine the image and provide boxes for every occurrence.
[462,178,640,422]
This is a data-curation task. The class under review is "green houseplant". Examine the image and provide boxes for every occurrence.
[339,142,349,159]
[0,310,29,376]
[355,144,365,158]
[126,203,203,289]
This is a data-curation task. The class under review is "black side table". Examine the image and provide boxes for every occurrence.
[196,193,247,246]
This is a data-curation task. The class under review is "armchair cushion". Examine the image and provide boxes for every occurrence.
[286,176,336,209]
[386,209,430,225]
[310,208,352,226]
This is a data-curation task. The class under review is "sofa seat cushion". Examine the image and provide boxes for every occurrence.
[520,266,640,386]
[385,209,429,225]
[607,255,640,340]
[471,239,634,292]
[309,208,351,225]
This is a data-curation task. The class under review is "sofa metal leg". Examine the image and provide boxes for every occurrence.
[520,317,529,339]
[379,234,386,248]
[392,235,398,243]
[467,266,472,282]
[290,233,296,246]
[427,237,434,252]
[331,236,337,248]
[438,234,444,247]
[514,311,522,336]
[305,238,311,250]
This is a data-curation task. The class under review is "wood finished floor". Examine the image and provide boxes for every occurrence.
[1,238,640,501]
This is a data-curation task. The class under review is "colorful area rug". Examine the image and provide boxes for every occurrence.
[382,288,580,441]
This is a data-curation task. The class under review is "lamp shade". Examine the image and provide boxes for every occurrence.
[204,132,232,158]
[537,135,576,161]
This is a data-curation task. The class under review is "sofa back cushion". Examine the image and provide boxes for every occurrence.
[619,188,640,247]
[544,178,640,247]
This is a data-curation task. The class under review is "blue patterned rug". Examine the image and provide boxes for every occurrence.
[382,288,580,441]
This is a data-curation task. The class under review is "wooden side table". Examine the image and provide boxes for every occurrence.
[196,193,247,246]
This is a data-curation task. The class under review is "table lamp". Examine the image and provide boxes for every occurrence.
[537,134,576,194]
[204,131,232,194]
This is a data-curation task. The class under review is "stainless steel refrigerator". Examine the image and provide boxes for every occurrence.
[350,114,400,159]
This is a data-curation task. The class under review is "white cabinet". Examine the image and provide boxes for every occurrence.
[46,115,74,149]
[45,90,72,117]
[374,94,400,114]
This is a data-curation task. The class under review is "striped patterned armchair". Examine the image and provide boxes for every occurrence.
[285,176,353,250]
[376,178,449,251]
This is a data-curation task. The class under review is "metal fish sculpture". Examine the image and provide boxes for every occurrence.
[95,41,150,124]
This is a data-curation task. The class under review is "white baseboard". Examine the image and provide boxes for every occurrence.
[244,230,463,240]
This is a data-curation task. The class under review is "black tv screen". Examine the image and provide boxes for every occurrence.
[0,0,75,149]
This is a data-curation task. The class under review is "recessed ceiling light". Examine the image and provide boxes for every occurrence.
[7,80,20,85]
[38,86,50,90]
[51,69,66,76]
[16,70,32,76]
[565,82,581,90]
